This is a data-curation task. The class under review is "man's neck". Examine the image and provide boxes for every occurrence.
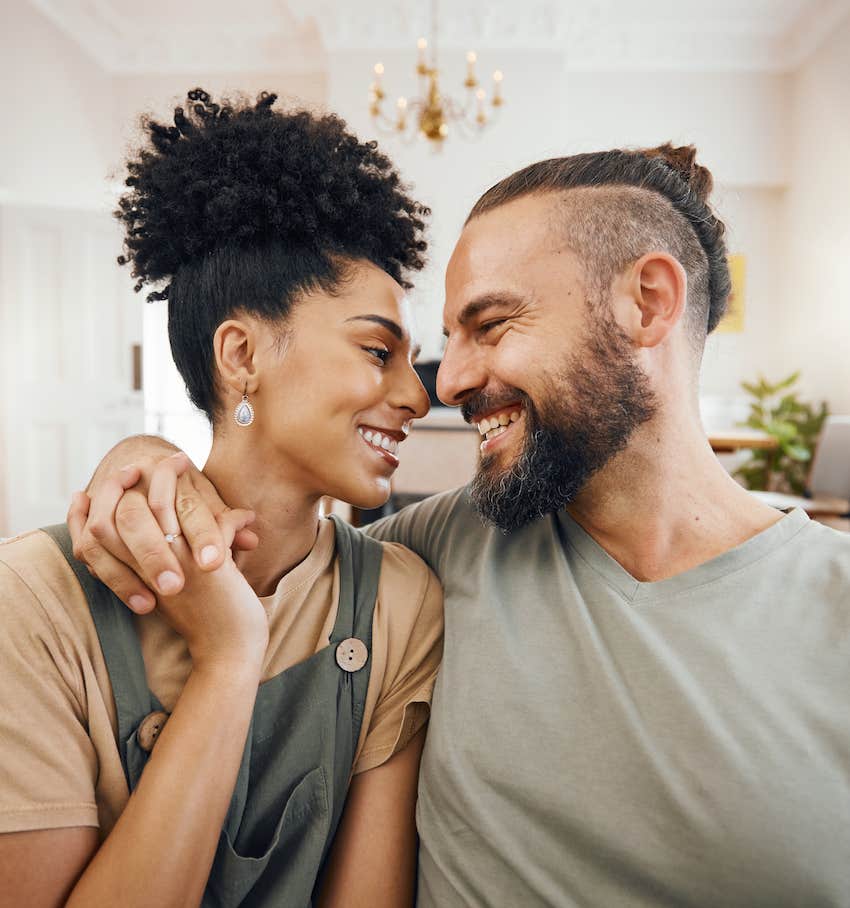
[566,412,783,582]
[203,440,322,598]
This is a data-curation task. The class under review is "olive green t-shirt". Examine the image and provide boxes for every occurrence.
[369,487,850,907]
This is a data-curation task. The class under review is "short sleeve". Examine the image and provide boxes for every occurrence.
[0,557,100,832]
[353,548,444,774]
[365,486,469,578]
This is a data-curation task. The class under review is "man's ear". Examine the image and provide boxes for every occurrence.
[213,318,260,395]
[617,252,688,348]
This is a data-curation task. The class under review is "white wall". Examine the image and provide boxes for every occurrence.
[780,14,850,414]
[0,0,115,210]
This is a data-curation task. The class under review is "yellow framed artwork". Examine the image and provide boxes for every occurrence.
[716,254,746,333]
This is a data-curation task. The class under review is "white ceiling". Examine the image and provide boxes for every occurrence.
[28,0,850,74]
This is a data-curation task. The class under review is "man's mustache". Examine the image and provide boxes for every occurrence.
[461,387,530,425]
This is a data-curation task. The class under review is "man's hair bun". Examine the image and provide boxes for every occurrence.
[639,142,714,204]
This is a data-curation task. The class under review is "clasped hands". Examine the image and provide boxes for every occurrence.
[67,441,266,664]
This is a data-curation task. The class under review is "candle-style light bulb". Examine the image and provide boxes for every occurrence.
[371,62,385,101]
[492,69,504,107]
[465,50,478,88]
[475,87,487,124]
[417,37,428,75]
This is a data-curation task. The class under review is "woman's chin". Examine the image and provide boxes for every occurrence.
[331,478,392,513]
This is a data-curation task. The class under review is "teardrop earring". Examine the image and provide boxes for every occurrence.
[234,383,255,427]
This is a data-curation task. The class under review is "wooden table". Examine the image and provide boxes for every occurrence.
[708,430,778,454]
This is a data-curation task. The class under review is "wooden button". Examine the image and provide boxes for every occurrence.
[137,710,169,752]
[336,638,368,673]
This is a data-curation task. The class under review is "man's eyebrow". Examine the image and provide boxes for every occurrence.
[344,314,404,341]
[442,293,525,336]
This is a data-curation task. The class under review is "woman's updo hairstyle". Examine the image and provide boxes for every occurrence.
[116,88,429,422]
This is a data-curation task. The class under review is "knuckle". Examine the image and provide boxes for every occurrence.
[115,499,150,533]
[148,495,172,517]
[176,494,200,521]
[87,519,111,542]
[79,536,104,567]
[136,547,169,574]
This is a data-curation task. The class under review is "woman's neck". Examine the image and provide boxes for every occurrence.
[203,439,323,598]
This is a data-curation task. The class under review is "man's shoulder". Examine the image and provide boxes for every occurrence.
[368,486,481,539]
[797,516,850,568]
[364,486,488,575]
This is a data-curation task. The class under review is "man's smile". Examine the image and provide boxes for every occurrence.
[475,406,523,452]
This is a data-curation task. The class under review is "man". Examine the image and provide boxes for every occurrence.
[69,144,850,906]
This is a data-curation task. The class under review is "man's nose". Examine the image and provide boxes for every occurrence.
[437,336,487,407]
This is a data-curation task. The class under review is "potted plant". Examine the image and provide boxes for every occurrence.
[734,372,828,494]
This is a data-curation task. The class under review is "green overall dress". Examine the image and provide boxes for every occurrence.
[44,516,383,907]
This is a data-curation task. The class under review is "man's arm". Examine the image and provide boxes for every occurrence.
[68,436,256,610]
[69,435,465,608]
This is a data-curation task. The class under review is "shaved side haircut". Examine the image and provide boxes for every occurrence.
[467,144,731,355]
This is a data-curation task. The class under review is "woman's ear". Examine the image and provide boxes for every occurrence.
[213,318,259,395]
[616,252,688,349]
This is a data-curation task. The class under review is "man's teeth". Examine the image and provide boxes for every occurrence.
[358,427,399,454]
[476,410,521,439]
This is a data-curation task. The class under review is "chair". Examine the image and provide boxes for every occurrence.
[750,415,850,517]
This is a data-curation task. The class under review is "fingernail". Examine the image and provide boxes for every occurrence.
[129,594,151,611]
[156,571,181,595]
[200,545,219,566]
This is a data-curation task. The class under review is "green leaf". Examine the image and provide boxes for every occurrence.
[766,420,798,442]
[775,371,800,392]
[781,443,811,462]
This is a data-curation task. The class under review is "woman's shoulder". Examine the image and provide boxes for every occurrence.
[0,528,98,652]
[0,528,79,597]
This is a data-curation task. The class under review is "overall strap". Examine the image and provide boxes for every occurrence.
[327,515,384,748]
[42,524,163,786]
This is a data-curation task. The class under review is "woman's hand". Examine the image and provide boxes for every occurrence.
[67,451,257,613]
[154,526,269,669]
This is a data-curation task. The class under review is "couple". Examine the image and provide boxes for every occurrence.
[2,88,848,907]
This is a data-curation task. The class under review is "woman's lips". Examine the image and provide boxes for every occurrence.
[358,426,400,467]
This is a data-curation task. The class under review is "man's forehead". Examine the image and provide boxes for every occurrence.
[444,195,579,322]
[446,196,568,282]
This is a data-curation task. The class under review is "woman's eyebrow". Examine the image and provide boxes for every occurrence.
[345,315,404,341]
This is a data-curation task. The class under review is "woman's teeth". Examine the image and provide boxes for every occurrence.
[358,427,399,455]
[477,410,520,442]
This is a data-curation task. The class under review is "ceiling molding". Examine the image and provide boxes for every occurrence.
[778,0,850,68]
[28,0,325,74]
[27,0,848,74]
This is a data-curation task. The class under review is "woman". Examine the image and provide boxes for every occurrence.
[0,89,442,907]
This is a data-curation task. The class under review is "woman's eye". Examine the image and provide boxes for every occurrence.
[364,346,390,365]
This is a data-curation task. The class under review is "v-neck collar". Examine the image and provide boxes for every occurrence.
[556,507,811,604]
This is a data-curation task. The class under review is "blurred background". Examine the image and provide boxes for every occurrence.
[1,0,849,534]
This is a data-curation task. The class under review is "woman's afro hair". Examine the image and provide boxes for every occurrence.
[116,88,429,300]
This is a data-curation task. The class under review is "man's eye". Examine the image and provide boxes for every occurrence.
[479,319,506,334]
[364,346,390,365]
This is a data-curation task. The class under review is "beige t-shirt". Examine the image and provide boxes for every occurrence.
[0,519,443,838]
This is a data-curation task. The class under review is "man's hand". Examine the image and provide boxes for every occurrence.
[67,441,258,613]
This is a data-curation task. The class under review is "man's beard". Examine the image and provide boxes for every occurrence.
[464,318,657,532]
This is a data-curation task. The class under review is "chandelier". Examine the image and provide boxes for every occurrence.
[368,1,504,145]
